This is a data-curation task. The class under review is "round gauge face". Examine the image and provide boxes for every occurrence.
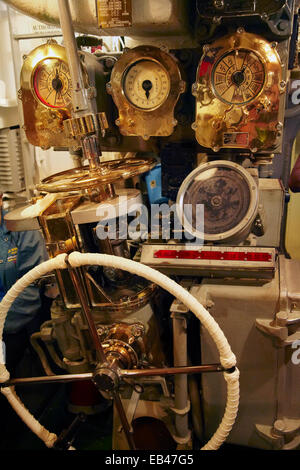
[211,49,265,105]
[123,59,171,110]
[33,58,72,108]
[182,166,251,236]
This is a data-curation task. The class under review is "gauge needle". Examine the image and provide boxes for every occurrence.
[142,79,153,100]
[54,90,59,106]
[52,68,63,106]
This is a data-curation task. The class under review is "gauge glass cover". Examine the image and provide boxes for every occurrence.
[182,166,251,236]
[212,49,265,105]
[123,59,171,110]
[33,58,72,108]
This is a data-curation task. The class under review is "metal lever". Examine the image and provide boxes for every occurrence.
[53,413,86,450]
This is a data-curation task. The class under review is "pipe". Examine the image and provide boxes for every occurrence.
[57,0,89,115]
[30,332,55,376]
[188,374,204,442]
[172,312,190,442]
[3,0,191,39]
[0,252,239,450]
[45,342,66,370]
[3,0,99,35]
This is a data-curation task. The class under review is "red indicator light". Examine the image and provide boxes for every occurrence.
[246,252,272,262]
[154,249,272,262]
[154,250,177,259]
[178,251,201,259]
[223,252,245,261]
[200,251,222,260]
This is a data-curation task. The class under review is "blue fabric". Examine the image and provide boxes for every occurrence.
[0,278,5,301]
[0,209,48,333]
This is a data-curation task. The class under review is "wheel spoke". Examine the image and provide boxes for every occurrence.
[120,363,226,379]
[1,373,93,387]
[66,261,107,363]
[113,391,136,450]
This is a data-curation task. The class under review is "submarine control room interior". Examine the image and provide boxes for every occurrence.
[0,0,299,453]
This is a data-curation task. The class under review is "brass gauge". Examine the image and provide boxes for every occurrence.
[19,41,76,149]
[33,58,72,109]
[192,30,285,153]
[19,40,101,150]
[107,46,186,139]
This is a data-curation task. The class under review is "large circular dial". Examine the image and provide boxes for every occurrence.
[123,59,171,110]
[182,167,251,235]
[212,49,265,105]
[33,58,72,108]
[176,161,258,242]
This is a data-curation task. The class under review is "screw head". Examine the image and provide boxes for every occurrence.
[213,0,224,9]
[104,57,115,69]
[280,80,286,90]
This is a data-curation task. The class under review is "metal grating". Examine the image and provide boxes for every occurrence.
[0,127,25,192]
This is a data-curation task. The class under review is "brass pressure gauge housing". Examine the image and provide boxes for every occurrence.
[19,41,92,150]
[192,30,285,153]
[107,45,186,140]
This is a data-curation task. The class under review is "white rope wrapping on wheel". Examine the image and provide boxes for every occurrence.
[1,387,58,448]
[0,255,66,448]
[0,252,239,450]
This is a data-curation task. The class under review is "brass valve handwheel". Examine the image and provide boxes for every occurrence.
[36,157,157,193]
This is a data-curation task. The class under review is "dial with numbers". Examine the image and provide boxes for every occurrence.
[123,59,171,110]
[212,49,265,105]
[33,58,72,108]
